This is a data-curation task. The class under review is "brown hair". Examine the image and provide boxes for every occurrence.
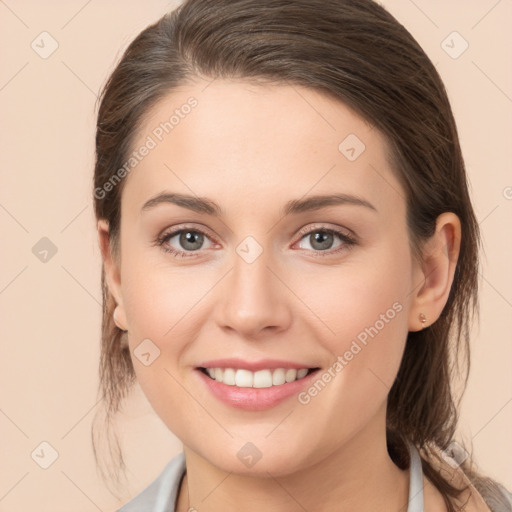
[91,0,510,509]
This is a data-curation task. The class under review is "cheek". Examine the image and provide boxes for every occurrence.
[119,251,217,411]
[121,275,196,429]
[295,244,412,349]
[290,271,410,449]
[295,243,412,404]
[121,247,212,338]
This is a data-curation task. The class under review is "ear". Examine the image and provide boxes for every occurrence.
[97,219,128,331]
[408,212,461,331]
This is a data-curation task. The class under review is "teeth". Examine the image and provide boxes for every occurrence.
[204,367,311,388]
[223,368,236,385]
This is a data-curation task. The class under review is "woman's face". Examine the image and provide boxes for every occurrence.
[105,79,424,475]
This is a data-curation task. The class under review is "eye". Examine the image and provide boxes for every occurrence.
[154,226,216,258]
[294,225,357,256]
[153,223,357,259]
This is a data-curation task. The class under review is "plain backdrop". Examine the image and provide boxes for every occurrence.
[0,1,511,511]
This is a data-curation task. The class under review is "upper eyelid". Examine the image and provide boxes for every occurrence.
[160,224,219,244]
[296,222,355,238]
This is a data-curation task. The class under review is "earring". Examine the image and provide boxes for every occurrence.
[419,312,427,329]
[113,305,128,332]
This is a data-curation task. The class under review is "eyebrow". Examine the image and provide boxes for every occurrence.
[141,192,377,216]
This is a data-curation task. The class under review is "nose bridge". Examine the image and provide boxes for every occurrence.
[216,237,292,336]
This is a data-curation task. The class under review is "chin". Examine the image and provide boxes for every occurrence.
[194,441,311,478]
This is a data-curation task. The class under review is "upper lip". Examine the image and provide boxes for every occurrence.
[197,358,319,372]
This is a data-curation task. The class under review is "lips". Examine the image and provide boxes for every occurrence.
[194,357,321,410]
[196,357,317,372]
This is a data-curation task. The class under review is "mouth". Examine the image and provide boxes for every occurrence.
[197,366,321,388]
[195,365,322,410]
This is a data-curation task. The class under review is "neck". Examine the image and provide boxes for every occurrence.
[176,404,410,512]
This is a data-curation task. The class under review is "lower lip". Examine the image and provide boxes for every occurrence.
[195,368,320,411]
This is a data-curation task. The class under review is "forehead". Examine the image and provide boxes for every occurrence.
[121,79,404,220]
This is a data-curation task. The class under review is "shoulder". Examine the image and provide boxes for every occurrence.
[423,445,512,512]
[474,478,512,512]
[116,452,186,512]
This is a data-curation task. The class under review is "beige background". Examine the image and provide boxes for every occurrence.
[0,1,511,510]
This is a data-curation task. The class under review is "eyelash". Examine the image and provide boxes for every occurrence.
[153,224,357,259]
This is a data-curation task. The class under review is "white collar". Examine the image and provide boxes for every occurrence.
[407,440,425,512]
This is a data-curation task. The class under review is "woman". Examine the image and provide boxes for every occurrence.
[92,1,512,511]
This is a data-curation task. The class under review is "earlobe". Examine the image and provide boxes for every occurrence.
[408,212,461,332]
[113,305,128,333]
[97,219,126,327]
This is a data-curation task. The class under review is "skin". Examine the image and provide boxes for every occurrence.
[98,78,460,512]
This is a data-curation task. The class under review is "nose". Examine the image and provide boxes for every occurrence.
[215,245,293,339]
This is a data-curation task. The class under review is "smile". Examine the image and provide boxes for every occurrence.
[199,367,318,388]
[196,366,322,411]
